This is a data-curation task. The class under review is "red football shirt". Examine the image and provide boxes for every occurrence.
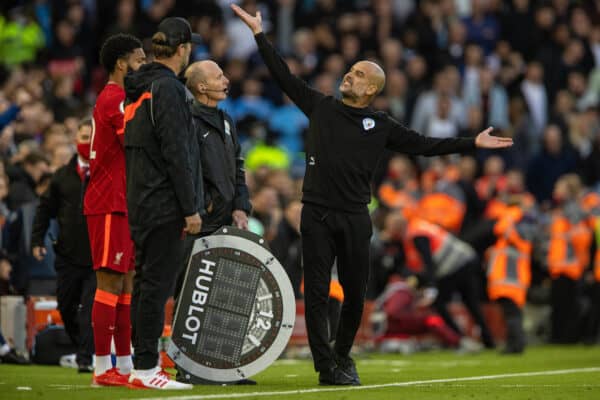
[84,83,128,215]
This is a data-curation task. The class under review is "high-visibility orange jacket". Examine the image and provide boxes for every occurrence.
[484,193,536,220]
[486,207,531,307]
[547,207,592,281]
[580,192,600,282]
[403,218,475,278]
[378,179,418,210]
[418,192,465,233]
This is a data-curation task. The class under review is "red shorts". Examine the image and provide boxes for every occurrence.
[86,213,135,273]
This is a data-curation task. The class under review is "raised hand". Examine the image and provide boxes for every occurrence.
[475,127,513,149]
[231,4,262,35]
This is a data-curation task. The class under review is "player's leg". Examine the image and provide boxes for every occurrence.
[93,269,124,380]
[113,220,136,376]
[87,213,128,386]
[114,268,134,375]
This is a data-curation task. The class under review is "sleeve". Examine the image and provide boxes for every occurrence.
[31,174,59,248]
[254,33,324,117]
[153,80,197,217]
[386,116,476,156]
[230,119,252,214]
[109,94,126,146]
[413,236,436,286]
[191,118,206,216]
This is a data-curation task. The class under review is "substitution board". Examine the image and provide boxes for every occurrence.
[168,226,295,383]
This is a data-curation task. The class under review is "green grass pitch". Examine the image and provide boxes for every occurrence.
[1,345,599,400]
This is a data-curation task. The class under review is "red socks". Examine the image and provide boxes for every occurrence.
[92,289,118,357]
[114,294,132,356]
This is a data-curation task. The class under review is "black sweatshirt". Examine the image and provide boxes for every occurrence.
[255,33,476,213]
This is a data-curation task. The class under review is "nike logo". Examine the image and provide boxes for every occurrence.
[203,131,210,138]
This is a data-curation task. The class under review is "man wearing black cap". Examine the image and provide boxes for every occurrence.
[124,17,203,390]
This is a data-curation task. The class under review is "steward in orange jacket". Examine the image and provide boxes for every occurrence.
[399,215,495,348]
[486,206,535,353]
[579,191,600,343]
[418,165,466,233]
[545,175,593,343]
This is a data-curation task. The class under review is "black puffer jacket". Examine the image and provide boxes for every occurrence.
[190,100,251,233]
[124,62,201,232]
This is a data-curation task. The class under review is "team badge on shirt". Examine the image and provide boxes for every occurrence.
[362,118,375,131]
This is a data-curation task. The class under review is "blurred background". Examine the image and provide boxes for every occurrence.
[0,0,600,360]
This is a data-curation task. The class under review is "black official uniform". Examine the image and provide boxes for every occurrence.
[175,99,251,302]
[31,155,95,369]
[254,32,477,373]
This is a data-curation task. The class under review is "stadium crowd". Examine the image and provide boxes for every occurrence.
[0,0,600,363]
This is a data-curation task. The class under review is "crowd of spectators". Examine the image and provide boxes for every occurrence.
[1,0,600,346]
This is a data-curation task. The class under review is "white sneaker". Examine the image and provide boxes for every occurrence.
[457,337,484,354]
[59,354,77,369]
[128,367,193,390]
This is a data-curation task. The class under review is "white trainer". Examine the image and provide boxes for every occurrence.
[128,367,193,390]
[457,337,484,354]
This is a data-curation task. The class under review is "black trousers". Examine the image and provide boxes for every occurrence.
[433,260,495,348]
[582,282,600,344]
[301,203,372,372]
[131,221,185,369]
[550,276,581,344]
[54,255,95,367]
[498,297,525,352]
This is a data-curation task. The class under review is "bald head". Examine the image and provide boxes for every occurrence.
[185,60,229,106]
[186,60,218,94]
[357,61,386,94]
[339,60,386,107]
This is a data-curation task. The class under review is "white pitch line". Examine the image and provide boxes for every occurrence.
[132,367,600,400]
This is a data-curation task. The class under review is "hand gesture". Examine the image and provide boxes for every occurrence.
[231,4,263,35]
[475,127,513,149]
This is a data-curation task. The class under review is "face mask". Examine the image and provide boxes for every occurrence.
[77,143,90,160]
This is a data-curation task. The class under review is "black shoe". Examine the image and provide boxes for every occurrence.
[319,367,356,386]
[0,349,30,365]
[501,347,524,355]
[335,356,361,385]
[77,364,94,373]
[232,379,256,385]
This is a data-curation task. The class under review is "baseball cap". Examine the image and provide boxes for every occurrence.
[153,17,202,46]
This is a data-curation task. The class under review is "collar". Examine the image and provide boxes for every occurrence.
[77,156,89,169]
[190,99,220,117]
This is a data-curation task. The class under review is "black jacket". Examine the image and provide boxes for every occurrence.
[255,33,476,213]
[31,156,91,267]
[124,62,200,232]
[190,101,251,233]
